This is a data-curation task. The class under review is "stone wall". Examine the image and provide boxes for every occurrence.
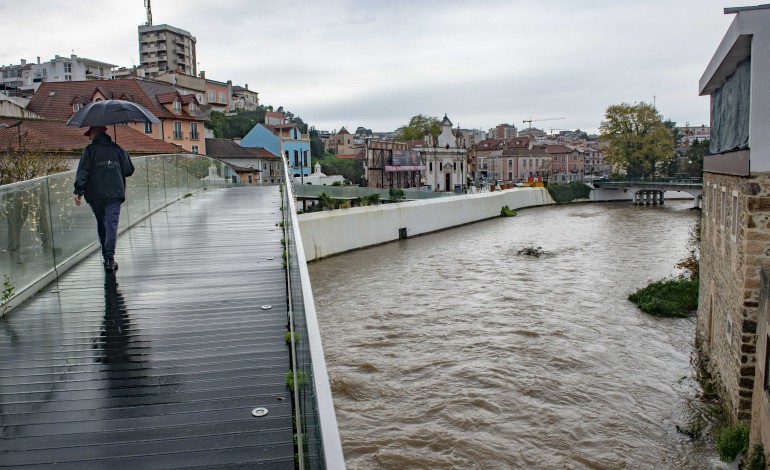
[698,171,770,421]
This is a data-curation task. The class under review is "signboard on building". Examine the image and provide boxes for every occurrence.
[385,150,424,171]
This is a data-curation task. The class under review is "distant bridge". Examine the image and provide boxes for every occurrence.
[592,177,703,208]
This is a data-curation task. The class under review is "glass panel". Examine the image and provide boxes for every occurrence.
[0,178,57,292]
[2,154,238,310]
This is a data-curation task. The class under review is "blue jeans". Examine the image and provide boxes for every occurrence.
[89,199,122,261]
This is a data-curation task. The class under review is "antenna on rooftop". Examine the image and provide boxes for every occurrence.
[144,0,153,26]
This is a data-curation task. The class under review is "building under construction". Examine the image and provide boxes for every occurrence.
[364,139,424,189]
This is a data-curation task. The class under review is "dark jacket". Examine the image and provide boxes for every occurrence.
[74,133,135,203]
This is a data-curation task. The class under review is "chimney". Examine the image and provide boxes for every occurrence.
[71,54,76,59]
[245,83,248,90]
[37,56,40,64]
[20,59,26,66]
[199,70,205,79]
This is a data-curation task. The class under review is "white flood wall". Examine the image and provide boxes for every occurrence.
[298,187,553,261]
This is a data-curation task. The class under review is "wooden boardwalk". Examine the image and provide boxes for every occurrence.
[0,186,294,469]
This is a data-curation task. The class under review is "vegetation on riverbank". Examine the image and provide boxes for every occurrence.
[545,182,592,203]
[500,205,516,217]
[629,219,701,317]
[628,276,699,317]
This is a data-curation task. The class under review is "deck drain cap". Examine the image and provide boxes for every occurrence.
[252,407,268,417]
[261,305,272,310]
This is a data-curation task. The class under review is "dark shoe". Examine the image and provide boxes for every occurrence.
[104,259,119,272]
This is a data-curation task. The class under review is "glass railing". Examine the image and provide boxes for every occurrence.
[282,157,345,469]
[0,154,236,313]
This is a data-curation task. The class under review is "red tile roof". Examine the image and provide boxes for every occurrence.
[546,144,576,154]
[0,118,184,155]
[27,79,207,123]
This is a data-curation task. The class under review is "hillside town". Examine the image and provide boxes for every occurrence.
[0,18,710,192]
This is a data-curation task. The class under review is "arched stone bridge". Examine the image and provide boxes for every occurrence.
[592,177,703,208]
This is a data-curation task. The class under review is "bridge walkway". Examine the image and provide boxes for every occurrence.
[0,185,295,469]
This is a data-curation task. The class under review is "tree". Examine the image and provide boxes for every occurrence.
[309,129,325,158]
[355,127,372,137]
[682,139,709,176]
[395,114,440,142]
[0,128,69,185]
[599,102,675,178]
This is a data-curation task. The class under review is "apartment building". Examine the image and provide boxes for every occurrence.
[1,55,116,97]
[138,24,197,78]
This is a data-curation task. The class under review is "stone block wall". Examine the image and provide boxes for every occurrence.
[698,171,770,421]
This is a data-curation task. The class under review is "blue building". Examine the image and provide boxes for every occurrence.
[241,123,310,178]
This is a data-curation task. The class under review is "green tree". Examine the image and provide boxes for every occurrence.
[682,139,709,176]
[599,102,675,178]
[309,129,325,158]
[395,114,440,142]
[355,127,372,137]
[314,153,364,185]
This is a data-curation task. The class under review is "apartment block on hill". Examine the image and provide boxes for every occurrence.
[138,24,197,78]
[1,55,116,98]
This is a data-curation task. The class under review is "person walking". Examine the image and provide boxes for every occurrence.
[73,126,135,272]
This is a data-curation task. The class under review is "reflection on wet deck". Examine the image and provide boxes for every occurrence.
[0,186,294,469]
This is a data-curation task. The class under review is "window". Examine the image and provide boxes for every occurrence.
[173,100,181,113]
[303,150,308,167]
[429,162,433,172]
[191,145,199,154]
[173,121,182,139]
[190,101,196,113]
[65,75,71,81]
[208,90,215,102]
[190,122,198,140]
[440,162,443,171]
[64,63,72,73]
[453,162,457,171]
[218,92,226,103]
[74,102,82,111]
[765,333,770,397]
[508,159,512,166]
[144,122,153,134]
[711,186,717,222]
[720,188,727,230]
[294,150,299,167]
[263,162,267,170]
[248,174,253,184]
[731,192,739,241]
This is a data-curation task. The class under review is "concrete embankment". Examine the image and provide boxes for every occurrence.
[298,187,553,261]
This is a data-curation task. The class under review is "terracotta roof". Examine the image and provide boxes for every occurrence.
[545,144,575,154]
[476,139,504,149]
[27,79,207,123]
[506,136,531,148]
[0,118,184,155]
[204,138,279,160]
[156,92,179,104]
[337,127,350,135]
[246,147,279,158]
[502,146,548,157]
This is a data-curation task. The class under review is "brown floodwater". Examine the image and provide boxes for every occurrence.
[309,200,724,469]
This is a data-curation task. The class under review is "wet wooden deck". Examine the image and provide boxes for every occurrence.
[0,186,294,469]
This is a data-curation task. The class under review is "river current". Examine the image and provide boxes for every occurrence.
[309,200,723,469]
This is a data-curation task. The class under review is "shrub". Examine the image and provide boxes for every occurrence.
[546,182,591,203]
[389,187,405,201]
[501,205,517,217]
[714,422,750,462]
[628,276,699,317]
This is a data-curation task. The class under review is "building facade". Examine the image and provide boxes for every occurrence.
[695,5,770,428]
[138,24,197,78]
[241,123,310,178]
[1,55,116,97]
[417,115,467,192]
[26,79,207,154]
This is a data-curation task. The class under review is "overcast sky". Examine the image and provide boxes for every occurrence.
[0,0,750,134]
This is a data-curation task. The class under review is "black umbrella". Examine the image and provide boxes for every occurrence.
[66,99,160,143]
